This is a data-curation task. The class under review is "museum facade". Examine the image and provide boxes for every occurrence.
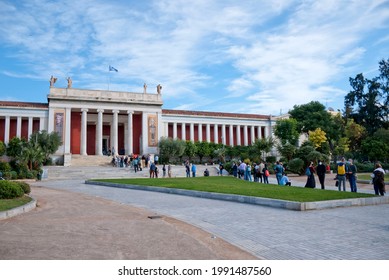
[0,87,275,165]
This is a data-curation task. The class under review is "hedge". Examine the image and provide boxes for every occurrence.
[0,181,24,199]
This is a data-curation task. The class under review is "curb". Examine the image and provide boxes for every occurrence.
[85,181,389,211]
[0,197,37,220]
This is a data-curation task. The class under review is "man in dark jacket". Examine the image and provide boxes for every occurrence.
[317,160,326,189]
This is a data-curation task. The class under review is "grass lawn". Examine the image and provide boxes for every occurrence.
[92,176,375,203]
[357,173,389,181]
[0,196,32,212]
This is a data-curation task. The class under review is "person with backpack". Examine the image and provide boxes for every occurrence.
[262,163,269,184]
[274,161,284,185]
[304,161,316,188]
[372,163,386,196]
[337,157,347,191]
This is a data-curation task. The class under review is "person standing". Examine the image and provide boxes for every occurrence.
[162,164,166,178]
[262,163,269,184]
[185,161,190,177]
[258,161,265,183]
[372,163,386,196]
[347,159,358,192]
[274,161,284,185]
[336,157,347,191]
[304,161,316,188]
[316,160,326,189]
[191,163,197,177]
[232,162,238,177]
[168,164,172,178]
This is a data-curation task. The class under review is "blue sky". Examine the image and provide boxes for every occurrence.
[0,0,388,115]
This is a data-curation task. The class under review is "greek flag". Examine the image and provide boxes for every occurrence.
[109,65,118,72]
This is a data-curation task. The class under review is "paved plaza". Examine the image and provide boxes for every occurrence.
[1,165,389,259]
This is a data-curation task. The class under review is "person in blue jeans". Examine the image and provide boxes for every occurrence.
[274,161,284,185]
[337,157,347,191]
[191,163,197,177]
[347,159,357,192]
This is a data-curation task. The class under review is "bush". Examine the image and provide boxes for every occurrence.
[14,181,31,194]
[0,161,11,172]
[287,158,305,175]
[10,171,18,180]
[266,156,276,164]
[0,181,24,199]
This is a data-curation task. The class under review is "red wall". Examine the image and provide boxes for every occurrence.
[87,124,96,155]
[71,112,81,154]
[133,114,142,154]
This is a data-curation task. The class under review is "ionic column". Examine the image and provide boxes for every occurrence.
[16,116,22,138]
[251,125,255,144]
[214,124,219,144]
[257,126,262,139]
[39,117,45,132]
[222,124,226,145]
[112,110,119,155]
[96,109,104,155]
[80,108,88,155]
[173,122,177,139]
[206,124,211,142]
[190,123,194,142]
[64,108,71,154]
[181,122,186,140]
[236,124,241,145]
[127,110,133,155]
[229,124,234,147]
[4,116,10,144]
[243,125,248,146]
[28,117,33,139]
[198,123,203,142]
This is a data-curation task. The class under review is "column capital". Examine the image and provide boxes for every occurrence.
[97,109,104,113]
[112,109,120,114]
[127,110,134,114]
[81,108,89,112]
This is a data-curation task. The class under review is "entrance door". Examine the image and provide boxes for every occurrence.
[102,136,109,155]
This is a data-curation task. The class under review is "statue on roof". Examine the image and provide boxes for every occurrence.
[49,75,57,87]
[67,77,72,88]
[143,83,147,94]
[156,84,162,94]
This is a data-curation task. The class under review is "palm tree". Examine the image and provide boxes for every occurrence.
[21,142,45,170]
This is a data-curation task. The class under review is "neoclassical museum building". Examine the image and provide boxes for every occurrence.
[0,85,276,165]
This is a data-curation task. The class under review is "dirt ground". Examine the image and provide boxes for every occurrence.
[0,186,257,260]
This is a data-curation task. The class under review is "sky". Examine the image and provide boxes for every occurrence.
[0,0,388,116]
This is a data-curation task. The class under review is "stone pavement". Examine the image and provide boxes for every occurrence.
[24,165,389,260]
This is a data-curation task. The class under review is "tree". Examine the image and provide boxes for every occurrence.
[274,119,300,145]
[195,141,211,163]
[252,137,275,160]
[361,138,389,162]
[158,137,186,163]
[344,119,366,152]
[333,137,350,158]
[289,101,333,134]
[21,141,45,170]
[30,131,62,164]
[344,58,389,134]
[6,137,26,159]
[184,141,197,161]
[276,143,296,161]
[308,128,327,149]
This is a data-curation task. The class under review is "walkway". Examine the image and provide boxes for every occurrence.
[28,165,389,259]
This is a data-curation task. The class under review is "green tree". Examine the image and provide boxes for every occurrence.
[21,141,45,170]
[30,131,62,164]
[361,138,389,162]
[344,119,366,152]
[158,137,186,163]
[195,141,211,163]
[6,137,27,159]
[184,141,197,161]
[252,137,275,160]
[274,118,299,145]
[289,101,333,134]
[344,58,389,134]
[276,143,296,161]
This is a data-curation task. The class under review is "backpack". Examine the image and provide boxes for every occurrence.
[305,167,311,176]
[337,164,346,175]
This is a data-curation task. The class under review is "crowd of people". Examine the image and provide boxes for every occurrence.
[108,150,385,195]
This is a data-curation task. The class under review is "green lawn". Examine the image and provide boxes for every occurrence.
[0,196,32,212]
[92,176,375,203]
[357,173,389,181]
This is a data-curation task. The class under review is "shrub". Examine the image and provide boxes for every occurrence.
[14,181,31,194]
[266,156,276,164]
[0,161,11,172]
[0,181,24,199]
[26,171,35,179]
[287,158,305,175]
[10,171,18,180]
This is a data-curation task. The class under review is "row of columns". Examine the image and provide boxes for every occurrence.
[78,109,134,156]
[1,116,44,144]
[170,122,267,146]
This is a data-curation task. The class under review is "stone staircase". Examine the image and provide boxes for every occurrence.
[43,164,220,180]
[70,155,112,167]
